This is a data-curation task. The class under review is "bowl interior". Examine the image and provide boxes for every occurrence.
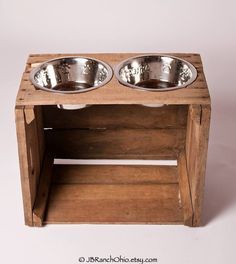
[115,55,197,91]
[31,57,112,93]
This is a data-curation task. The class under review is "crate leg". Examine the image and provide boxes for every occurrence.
[15,106,44,226]
[178,152,193,226]
[33,152,54,227]
[186,105,211,226]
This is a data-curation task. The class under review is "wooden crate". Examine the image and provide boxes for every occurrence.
[15,53,211,227]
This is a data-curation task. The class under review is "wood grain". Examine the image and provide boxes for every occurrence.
[15,106,46,226]
[24,107,41,191]
[33,153,54,227]
[186,105,211,226]
[45,164,186,224]
[43,104,188,129]
[46,128,186,160]
[35,106,45,165]
[52,164,178,184]
[45,183,183,224]
[15,108,34,225]
[15,106,43,225]
[16,53,210,106]
[178,152,193,226]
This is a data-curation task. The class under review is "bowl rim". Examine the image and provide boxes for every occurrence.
[114,54,198,92]
[29,56,113,94]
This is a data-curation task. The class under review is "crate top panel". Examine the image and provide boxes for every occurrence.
[16,53,210,106]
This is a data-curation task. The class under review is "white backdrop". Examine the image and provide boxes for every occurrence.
[0,0,236,263]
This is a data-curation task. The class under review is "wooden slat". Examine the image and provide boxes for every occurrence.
[15,106,45,226]
[185,106,193,169]
[16,77,28,104]
[52,165,178,184]
[43,105,188,129]
[46,128,186,159]
[186,105,211,226]
[33,153,54,227]
[16,53,210,106]
[178,152,193,226]
[24,107,41,190]
[16,86,211,106]
[45,183,183,224]
[35,106,45,165]
[27,53,201,64]
[15,108,34,225]
[46,163,184,224]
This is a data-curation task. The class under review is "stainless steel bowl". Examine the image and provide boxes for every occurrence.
[30,57,113,93]
[30,56,113,109]
[115,54,197,92]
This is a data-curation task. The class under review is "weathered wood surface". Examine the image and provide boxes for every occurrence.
[52,164,178,184]
[178,152,193,226]
[16,53,210,106]
[45,182,183,224]
[15,106,43,226]
[33,153,54,227]
[185,104,211,226]
[43,105,188,129]
[35,106,45,164]
[15,53,211,227]
[46,128,186,160]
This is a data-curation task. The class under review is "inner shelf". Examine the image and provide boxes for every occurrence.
[33,154,193,226]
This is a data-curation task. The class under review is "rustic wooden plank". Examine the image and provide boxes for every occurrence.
[15,106,45,226]
[46,128,186,160]
[43,105,188,129]
[186,105,202,181]
[186,105,211,226]
[27,53,201,64]
[16,86,211,106]
[185,105,200,225]
[185,106,193,169]
[16,53,210,107]
[52,165,178,184]
[178,152,193,226]
[33,153,54,227]
[16,77,28,106]
[34,106,45,165]
[188,105,211,226]
[15,108,34,225]
[45,183,183,224]
[24,107,41,190]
